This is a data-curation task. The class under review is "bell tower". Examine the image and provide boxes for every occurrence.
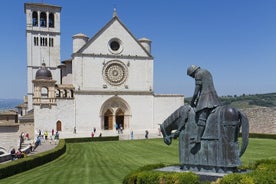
[24,3,61,111]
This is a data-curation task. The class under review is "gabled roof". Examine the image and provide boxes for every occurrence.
[74,14,153,58]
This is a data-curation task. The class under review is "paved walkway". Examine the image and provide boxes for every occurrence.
[28,138,59,155]
[0,139,59,164]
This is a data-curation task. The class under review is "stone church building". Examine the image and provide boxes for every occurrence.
[22,3,184,138]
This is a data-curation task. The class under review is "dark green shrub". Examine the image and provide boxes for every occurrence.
[136,171,161,184]
[130,171,199,184]
[64,136,119,143]
[248,159,276,184]
[123,164,166,184]
[254,159,276,168]
[136,163,167,172]
[220,174,254,184]
[221,159,276,184]
[248,133,276,139]
[249,170,276,184]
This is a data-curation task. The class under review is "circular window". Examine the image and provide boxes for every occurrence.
[108,38,123,54]
[103,61,128,86]
[110,40,120,51]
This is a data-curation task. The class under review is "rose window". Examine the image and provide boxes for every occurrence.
[103,61,128,86]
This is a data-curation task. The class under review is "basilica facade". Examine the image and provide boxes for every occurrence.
[23,3,184,138]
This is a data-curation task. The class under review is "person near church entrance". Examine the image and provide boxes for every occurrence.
[33,136,41,151]
[115,123,119,134]
[25,132,30,140]
[55,131,59,140]
[44,131,48,140]
[10,148,16,160]
[19,132,24,150]
[145,130,149,139]
[39,129,42,137]
[130,130,134,140]
[187,65,221,143]
[119,124,123,134]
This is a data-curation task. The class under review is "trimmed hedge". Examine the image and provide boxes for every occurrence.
[248,133,276,139]
[0,139,66,179]
[64,136,119,143]
[123,164,200,184]
[238,133,276,139]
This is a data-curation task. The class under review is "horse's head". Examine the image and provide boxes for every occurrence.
[160,105,193,145]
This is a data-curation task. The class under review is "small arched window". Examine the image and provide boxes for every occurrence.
[49,13,55,28]
[40,12,47,27]
[41,87,48,98]
[32,11,38,26]
[56,121,62,131]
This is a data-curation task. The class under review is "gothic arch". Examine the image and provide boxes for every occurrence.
[100,96,131,130]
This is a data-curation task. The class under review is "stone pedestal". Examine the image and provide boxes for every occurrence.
[156,166,249,182]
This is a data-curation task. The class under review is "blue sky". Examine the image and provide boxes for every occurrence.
[1,0,276,99]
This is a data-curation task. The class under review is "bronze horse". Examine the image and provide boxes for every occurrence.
[160,104,249,173]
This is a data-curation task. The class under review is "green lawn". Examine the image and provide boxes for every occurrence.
[0,138,275,184]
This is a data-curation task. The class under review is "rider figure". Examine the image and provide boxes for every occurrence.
[187,65,221,143]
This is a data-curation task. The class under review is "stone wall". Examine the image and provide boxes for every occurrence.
[242,107,276,134]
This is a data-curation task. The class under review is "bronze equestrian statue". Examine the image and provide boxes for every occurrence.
[160,65,249,173]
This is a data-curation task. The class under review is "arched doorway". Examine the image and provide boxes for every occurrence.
[100,96,131,130]
[104,109,113,130]
[115,109,124,129]
[56,120,62,131]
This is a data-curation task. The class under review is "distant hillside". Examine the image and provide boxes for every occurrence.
[184,93,276,109]
[0,99,23,111]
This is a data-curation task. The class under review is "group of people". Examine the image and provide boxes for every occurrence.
[91,127,103,137]
[10,128,60,161]
[10,133,42,161]
[19,132,31,150]
[115,123,124,134]
[10,148,23,160]
[37,129,59,141]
